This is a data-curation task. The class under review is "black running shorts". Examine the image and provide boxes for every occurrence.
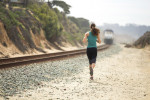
[86,47,97,64]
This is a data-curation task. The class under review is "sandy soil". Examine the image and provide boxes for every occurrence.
[0,43,82,58]
[5,44,150,100]
[0,41,103,58]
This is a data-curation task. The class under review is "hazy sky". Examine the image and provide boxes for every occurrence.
[61,0,150,26]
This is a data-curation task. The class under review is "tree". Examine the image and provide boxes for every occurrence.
[48,0,71,14]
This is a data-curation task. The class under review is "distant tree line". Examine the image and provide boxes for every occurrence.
[99,23,150,39]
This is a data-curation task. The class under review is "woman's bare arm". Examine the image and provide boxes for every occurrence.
[83,32,89,43]
[97,34,101,44]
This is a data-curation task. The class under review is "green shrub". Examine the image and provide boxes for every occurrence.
[18,33,25,40]
[28,4,63,40]
[0,6,25,30]
[62,32,84,46]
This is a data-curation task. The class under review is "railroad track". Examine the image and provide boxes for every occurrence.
[0,44,110,68]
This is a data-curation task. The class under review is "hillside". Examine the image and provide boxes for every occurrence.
[134,31,150,48]
[0,7,55,58]
[68,16,89,33]
[0,2,90,58]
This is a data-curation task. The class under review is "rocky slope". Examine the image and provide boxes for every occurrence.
[134,31,150,48]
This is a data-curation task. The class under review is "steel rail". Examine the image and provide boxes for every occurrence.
[0,44,109,68]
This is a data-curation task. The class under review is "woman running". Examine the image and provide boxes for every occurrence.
[83,23,101,80]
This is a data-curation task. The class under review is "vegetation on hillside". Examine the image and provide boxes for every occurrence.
[0,3,25,30]
[27,1,89,44]
[0,0,90,49]
[28,3,63,41]
[0,2,44,52]
[68,16,89,33]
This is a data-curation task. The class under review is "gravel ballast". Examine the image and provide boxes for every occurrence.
[0,45,122,99]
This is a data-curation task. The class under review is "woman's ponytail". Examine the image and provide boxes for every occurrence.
[90,23,100,36]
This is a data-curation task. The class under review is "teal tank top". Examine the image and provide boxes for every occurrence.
[87,31,97,48]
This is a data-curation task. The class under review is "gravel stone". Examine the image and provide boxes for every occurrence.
[0,45,121,99]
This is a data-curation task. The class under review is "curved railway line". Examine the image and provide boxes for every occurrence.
[0,44,110,68]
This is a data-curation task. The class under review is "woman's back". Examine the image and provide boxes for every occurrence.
[87,31,97,48]
[82,23,101,80]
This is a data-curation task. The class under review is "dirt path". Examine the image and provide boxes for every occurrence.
[7,44,150,100]
[94,45,150,100]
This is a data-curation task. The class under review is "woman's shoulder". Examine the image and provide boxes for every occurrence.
[85,31,91,33]
[85,31,90,36]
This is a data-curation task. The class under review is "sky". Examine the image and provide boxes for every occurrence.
[61,0,150,26]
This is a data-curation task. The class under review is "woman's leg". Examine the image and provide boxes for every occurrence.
[90,48,97,78]
[89,64,93,80]
[87,48,97,80]
[90,63,95,80]
[87,48,93,78]
[92,63,95,69]
[89,64,93,76]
